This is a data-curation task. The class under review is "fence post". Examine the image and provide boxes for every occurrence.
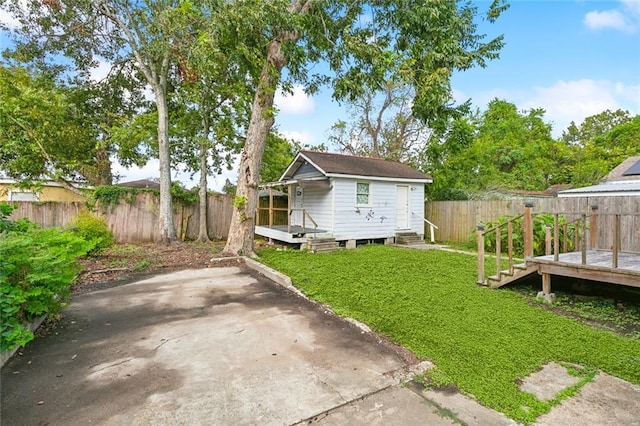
[523,202,534,260]
[589,205,598,249]
[477,225,485,285]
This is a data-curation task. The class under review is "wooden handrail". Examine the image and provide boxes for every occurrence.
[289,208,318,235]
[412,212,439,243]
[481,214,525,236]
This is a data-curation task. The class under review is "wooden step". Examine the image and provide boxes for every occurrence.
[395,233,425,245]
[307,237,339,253]
[487,264,538,289]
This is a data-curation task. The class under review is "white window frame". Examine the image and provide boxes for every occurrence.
[8,190,39,202]
[355,181,372,207]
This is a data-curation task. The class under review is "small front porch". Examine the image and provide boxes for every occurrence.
[255,224,332,244]
[255,183,332,244]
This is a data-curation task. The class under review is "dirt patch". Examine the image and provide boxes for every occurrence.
[72,241,229,294]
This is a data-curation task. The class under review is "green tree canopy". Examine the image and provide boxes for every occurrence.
[0,66,94,190]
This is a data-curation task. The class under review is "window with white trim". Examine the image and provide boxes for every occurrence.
[9,190,38,202]
[356,182,371,206]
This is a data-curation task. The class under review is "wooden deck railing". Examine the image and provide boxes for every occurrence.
[477,203,638,286]
[476,209,527,285]
[288,208,318,235]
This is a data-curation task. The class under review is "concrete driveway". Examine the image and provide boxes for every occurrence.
[1,264,461,425]
[5,262,633,425]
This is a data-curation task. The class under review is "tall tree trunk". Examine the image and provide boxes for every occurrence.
[197,120,210,242]
[94,146,113,185]
[156,86,176,244]
[224,38,288,256]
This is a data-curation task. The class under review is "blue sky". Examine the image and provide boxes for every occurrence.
[275,0,640,148]
[2,1,639,190]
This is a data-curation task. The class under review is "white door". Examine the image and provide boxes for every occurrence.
[395,185,410,229]
[292,186,303,227]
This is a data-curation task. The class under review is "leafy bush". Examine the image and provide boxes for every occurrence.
[68,211,114,253]
[1,218,94,351]
[0,203,36,234]
[480,213,579,257]
[0,203,14,233]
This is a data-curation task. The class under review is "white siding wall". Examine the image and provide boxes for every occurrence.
[331,178,425,241]
[291,186,333,232]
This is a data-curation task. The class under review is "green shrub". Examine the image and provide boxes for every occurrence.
[0,203,14,233]
[0,203,37,235]
[1,227,94,351]
[479,214,579,257]
[68,211,114,253]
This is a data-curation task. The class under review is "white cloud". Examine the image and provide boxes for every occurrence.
[274,85,315,115]
[89,59,113,82]
[278,130,316,146]
[0,2,24,30]
[584,0,639,33]
[459,79,638,137]
[521,79,638,135]
[621,0,640,17]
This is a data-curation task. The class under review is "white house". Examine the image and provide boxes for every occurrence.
[255,150,432,247]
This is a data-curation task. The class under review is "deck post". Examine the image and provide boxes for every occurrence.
[477,225,485,285]
[287,185,292,233]
[507,221,514,273]
[553,214,559,262]
[268,187,274,228]
[495,226,501,280]
[537,273,556,303]
[545,226,552,256]
[589,205,598,249]
[613,214,620,268]
[524,202,534,260]
[581,214,587,265]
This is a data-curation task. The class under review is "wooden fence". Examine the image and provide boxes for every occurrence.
[7,192,234,243]
[425,196,640,252]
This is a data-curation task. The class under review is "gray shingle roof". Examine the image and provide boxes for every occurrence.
[604,156,640,182]
[284,151,431,181]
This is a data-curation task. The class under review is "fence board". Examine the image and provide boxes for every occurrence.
[6,192,234,243]
[425,197,640,252]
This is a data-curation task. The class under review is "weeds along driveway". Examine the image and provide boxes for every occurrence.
[1,266,418,425]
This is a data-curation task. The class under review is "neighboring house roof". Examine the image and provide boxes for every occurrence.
[558,180,640,197]
[603,156,640,182]
[502,184,574,199]
[558,156,640,197]
[119,179,161,189]
[280,150,432,183]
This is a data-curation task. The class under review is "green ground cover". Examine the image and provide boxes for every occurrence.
[258,245,640,423]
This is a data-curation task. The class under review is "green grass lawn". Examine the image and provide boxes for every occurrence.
[258,245,640,423]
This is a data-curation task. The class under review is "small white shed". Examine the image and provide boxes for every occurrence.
[255,150,432,246]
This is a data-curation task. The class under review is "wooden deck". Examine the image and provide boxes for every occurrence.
[532,250,640,288]
[478,204,640,293]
